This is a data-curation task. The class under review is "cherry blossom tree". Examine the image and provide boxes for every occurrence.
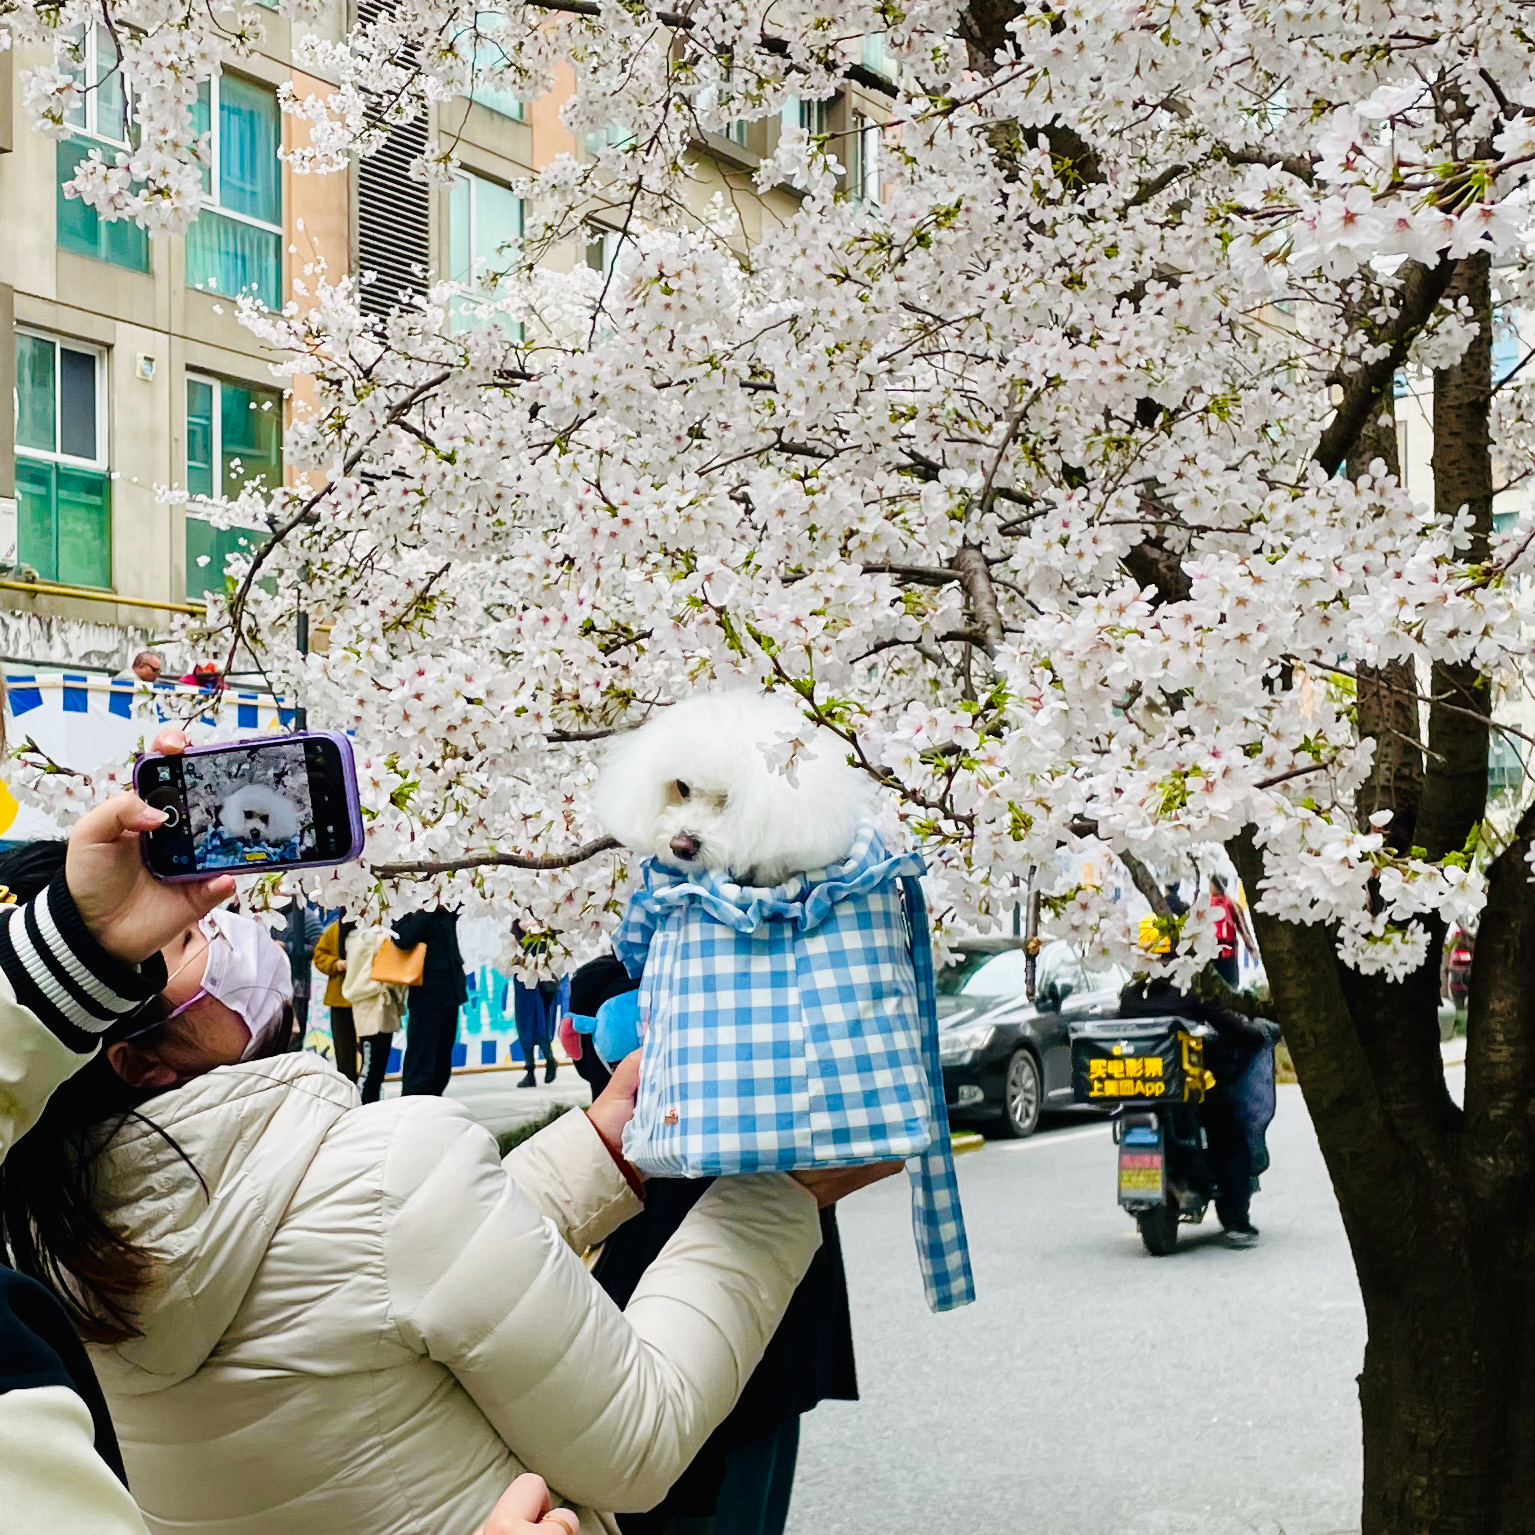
[7,1,1535,1527]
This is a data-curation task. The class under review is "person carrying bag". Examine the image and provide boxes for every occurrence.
[345,928,409,1104]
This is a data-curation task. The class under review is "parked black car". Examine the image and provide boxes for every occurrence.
[938,939,1128,1137]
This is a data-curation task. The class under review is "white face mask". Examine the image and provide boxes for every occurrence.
[174,909,294,1061]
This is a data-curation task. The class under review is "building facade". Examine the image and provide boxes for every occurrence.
[0,18,887,676]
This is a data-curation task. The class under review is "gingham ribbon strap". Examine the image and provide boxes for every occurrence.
[615,824,975,1312]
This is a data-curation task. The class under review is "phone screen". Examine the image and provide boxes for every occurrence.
[138,736,357,877]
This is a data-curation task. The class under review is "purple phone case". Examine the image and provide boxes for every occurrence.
[134,730,365,882]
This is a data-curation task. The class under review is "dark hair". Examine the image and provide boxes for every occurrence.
[0,839,196,1343]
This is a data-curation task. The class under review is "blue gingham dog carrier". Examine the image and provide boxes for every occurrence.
[614,824,975,1312]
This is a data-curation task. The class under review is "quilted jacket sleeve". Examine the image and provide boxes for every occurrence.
[0,878,171,1161]
[382,1103,822,1512]
[0,1386,149,1535]
[502,1106,639,1254]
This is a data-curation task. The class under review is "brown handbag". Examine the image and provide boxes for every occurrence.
[371,939,426,987]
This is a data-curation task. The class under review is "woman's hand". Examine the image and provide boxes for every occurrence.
[477,1473,580,1535]
[64,729,234,964]
[790,1161,903,1210]
[336,959,347,973]
[587,1049,641,1151]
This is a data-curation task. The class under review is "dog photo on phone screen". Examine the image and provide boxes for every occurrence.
[186,741,316,869]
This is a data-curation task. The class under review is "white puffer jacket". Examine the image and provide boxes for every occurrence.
[87,1053,823,1535]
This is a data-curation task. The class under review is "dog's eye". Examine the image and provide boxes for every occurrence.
[676,781,691,800]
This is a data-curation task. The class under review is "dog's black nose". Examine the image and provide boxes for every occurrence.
[669,833,701,860]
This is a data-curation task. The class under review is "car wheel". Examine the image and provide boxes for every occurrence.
[999,1049,1042,1139]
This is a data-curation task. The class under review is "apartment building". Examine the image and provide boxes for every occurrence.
[0,19,890,679]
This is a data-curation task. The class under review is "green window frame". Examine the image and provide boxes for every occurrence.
[13,330,112,589]
[185,74,282,309]
[448,171,524,332]
[57,26,149,271]
[185,373,282,599]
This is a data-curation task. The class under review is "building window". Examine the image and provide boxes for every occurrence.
[56,25,149,271]
[13,331,111,588]
[781,97,829,140]
[185,373,281,599]
[860,33,896,79]
[459,14,525,120]
[64,24,130,142]
[185,74,282,309]
[585,225,621,278]
[449,171,524,331]
[582,122,635,156]
[851,113,881,203]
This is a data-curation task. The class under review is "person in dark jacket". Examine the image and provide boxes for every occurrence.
[392,905,468,1097]
[574,955,858,1535]
[1118,975,1273,1245]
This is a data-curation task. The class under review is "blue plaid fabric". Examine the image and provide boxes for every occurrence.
[614,825,975,1312]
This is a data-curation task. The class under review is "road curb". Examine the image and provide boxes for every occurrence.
[952,1131,986,1156]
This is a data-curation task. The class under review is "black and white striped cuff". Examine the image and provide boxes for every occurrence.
[0,880,169,1055]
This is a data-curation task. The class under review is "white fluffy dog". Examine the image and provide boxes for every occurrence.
[218,783,303,846]
[594,690,873,887]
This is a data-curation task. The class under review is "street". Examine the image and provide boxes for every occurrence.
[787,1083,1371,1535]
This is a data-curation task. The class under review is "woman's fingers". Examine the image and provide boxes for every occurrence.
[64,792,235,962]
[150,728,190,756]
[586,1047,643,1151]
[476,1473,581,1535]
[607,1048,642,1098]
[71,791,165,845]
[790,1159,903,1209]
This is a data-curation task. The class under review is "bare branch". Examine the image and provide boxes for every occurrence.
[953,545,1003,656]
[374,835,621,877]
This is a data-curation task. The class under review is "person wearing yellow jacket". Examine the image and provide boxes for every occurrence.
[312,918,358,1082]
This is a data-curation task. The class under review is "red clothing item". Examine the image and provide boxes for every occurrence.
[1211,892,1240,957]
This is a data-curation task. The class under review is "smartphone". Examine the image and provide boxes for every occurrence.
[134,732,364,881]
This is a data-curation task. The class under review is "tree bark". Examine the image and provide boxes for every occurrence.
[1227,249,1529,1533]
[1348,388,1424,854]
[1416,252,1493,865]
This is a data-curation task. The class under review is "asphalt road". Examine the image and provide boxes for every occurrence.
[786,1084,1368,1535]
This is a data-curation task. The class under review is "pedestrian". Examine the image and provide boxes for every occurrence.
[513,976,565,1087]
[313,916,359,1082]
[282,900,325,1044]
[1208,873,1257,990]
[392,902,468,1096]
[340,923,407,1104]
[0,756,895,1532]
[178,660,225,691]
[118,649,163,684]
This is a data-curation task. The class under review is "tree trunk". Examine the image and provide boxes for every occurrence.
[1228,250,1526,1532]
[1347,387,1423,853]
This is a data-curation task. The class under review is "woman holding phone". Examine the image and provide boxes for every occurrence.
[0,729,894,1535]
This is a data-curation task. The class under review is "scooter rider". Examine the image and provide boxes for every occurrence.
[1117,975,1275,1248]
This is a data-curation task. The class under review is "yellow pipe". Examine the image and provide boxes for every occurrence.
[0,579,206,616]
